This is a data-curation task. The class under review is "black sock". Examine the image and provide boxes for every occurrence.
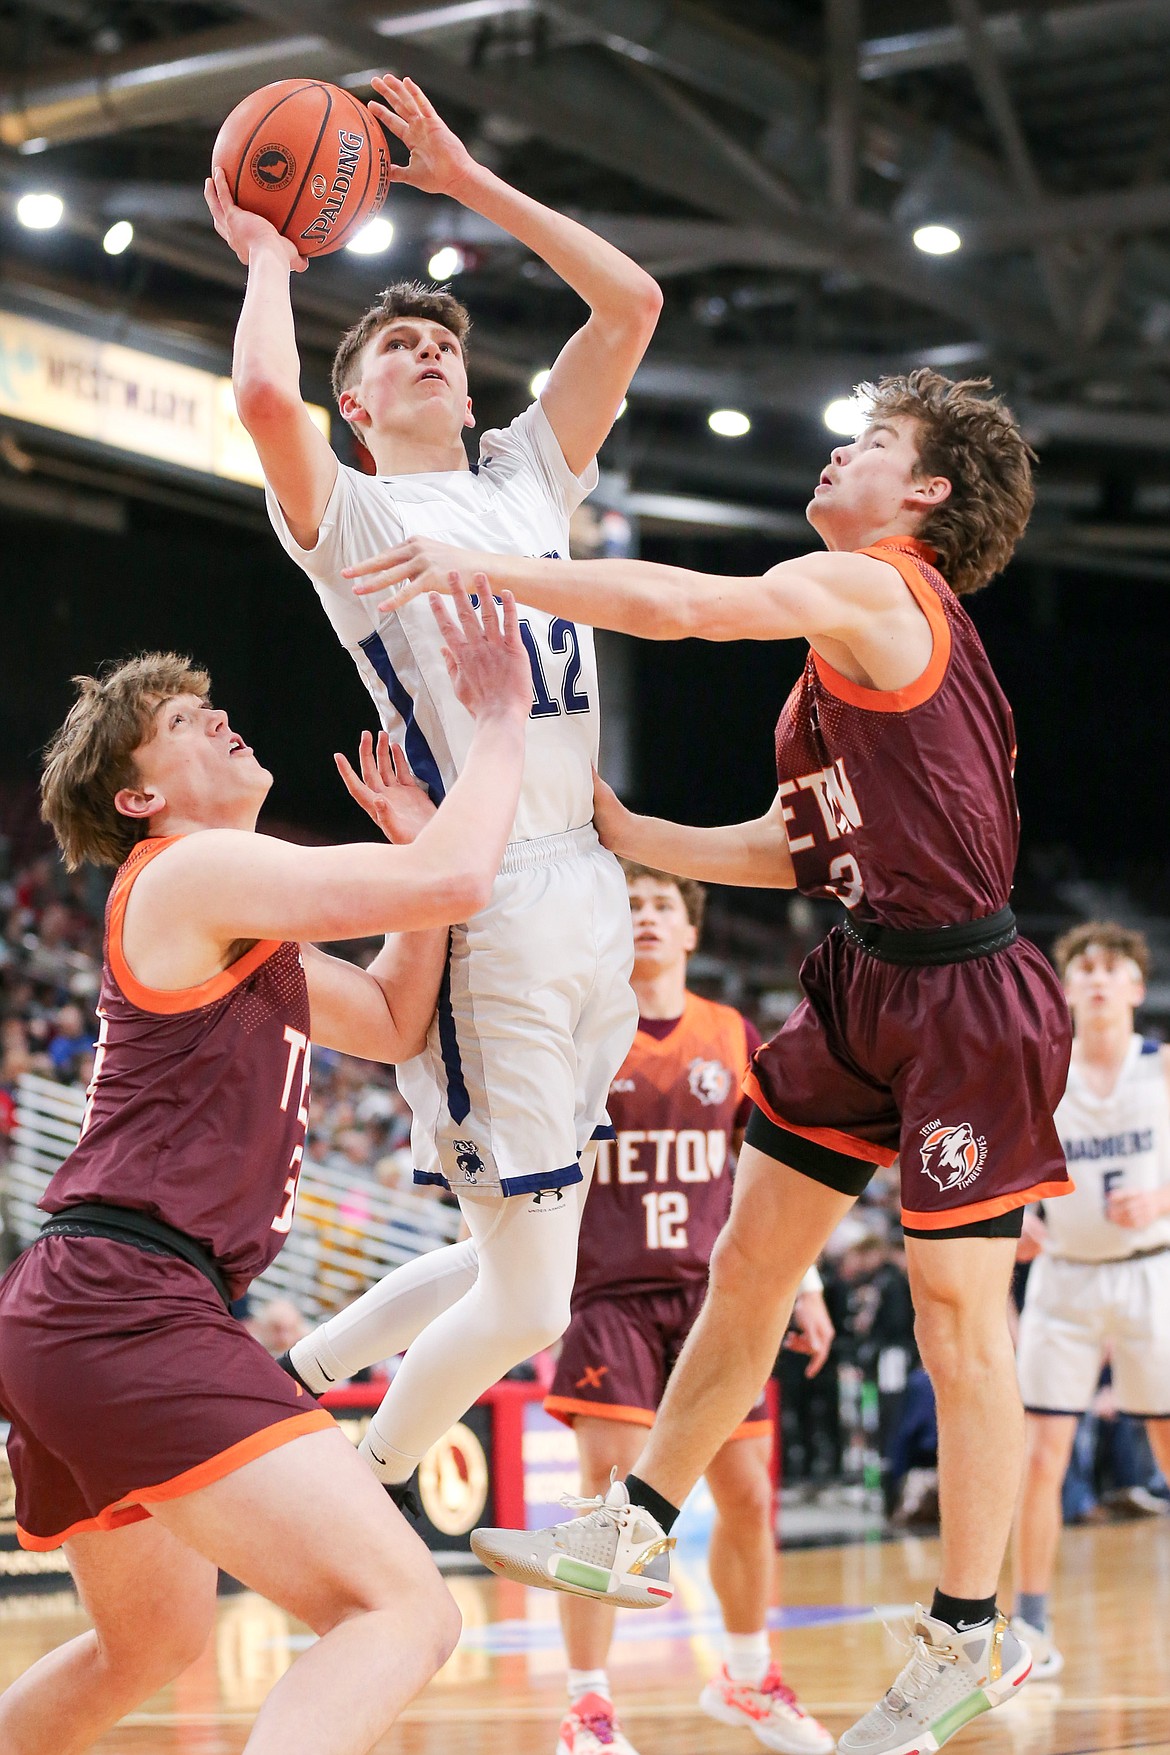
[930,1589,997,1632]
[624,1473,680,1535]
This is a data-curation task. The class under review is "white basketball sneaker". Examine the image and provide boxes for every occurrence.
[836,1608,1032,1755]
[700,1662,835,1753]
[1008,1616,1063,1680]
[470,1476,674,1609]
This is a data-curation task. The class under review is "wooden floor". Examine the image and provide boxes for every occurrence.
[1,1521,1166,1754]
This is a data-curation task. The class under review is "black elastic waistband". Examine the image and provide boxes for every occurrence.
[40,1203,231,1308]
[840,905,1017,967]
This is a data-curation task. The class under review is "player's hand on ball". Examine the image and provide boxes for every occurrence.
[369,73,477,199]
[335,729,436,843]
[204,166,306,272]
[431,580,531,724]
[346,536,482,615]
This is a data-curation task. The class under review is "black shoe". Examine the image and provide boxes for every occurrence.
[385,1474,423,1524]
[276,1350,314,1395]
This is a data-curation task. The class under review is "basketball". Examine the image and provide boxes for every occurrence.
[211,79,391,257]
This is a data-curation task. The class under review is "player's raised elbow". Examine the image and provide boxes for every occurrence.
[234,371,302,435]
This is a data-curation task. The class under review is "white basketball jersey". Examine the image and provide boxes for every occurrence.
[1046,1034,1170,1261]
[267,400,600,842]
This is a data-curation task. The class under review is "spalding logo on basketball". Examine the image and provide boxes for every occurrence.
[213,79,391,257]
[250,145,295,192]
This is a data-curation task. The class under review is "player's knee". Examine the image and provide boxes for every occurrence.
[101,1600,212,1692]
[502,1284,573,1357]
[709,1225,780,1308]
[1024,1421,1074,1481]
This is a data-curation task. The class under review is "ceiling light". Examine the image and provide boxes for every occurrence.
[912,223,961,256]
[102,220,134,256]
[18,137,50,156]
[428,244,465,279]
[346,217,395,255]
[530,367,551,397]
[823,396,870,436]
[708,408,750,438]
[16,191,64,230]
[616,398,628,420]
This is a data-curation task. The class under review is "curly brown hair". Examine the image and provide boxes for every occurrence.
[40,653,210,871]
[862,369,1036,595]
[621,861,707,935]
[1052,920,1150,983]
[332,281,472,420]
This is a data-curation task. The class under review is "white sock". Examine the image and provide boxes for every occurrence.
[359,1427,422,1487]
[724,1629,771,1686]
[568,1668,611,1704]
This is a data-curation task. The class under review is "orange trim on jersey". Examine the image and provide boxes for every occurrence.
[107,836,282,1016]
[900,1177,1072,1232]
[544,1396,772,1443]
[743,1071,899,1168]
[812,537,952,715]
[16,1408,334,1551]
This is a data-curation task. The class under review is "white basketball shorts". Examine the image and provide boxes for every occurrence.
[1016,1249,1170,1418]
[400,824,637,1199]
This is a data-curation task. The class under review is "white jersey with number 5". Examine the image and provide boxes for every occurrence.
[1046,1035,1170,1262]
[266,399,599,841]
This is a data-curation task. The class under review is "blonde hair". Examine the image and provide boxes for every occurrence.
[41,653,210,870]
[863,369,1036,595]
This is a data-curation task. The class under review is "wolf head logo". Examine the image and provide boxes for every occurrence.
[920,1121,985,1193]
[688,1058,732,1107]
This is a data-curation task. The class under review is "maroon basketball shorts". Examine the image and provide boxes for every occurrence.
[546,1282,771,1439]
[744,926,1072,1234]
[0,1236,333,1550]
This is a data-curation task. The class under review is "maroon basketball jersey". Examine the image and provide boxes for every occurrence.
[774,537,1018,929]
[42,836,312,1300]
[574,994,750,1300]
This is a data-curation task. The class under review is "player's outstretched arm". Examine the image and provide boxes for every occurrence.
[591,772,797,890]
[300,730,449,1062]
[205,167,338,549]
[371,73,662,471]
[343,535,902,649]
[130,588,530,970]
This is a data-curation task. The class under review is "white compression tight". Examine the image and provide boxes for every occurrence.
[290,1149,595,1484]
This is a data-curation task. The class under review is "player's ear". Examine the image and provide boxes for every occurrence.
[338,388,369,433]
[113,784,168,823]
[906,473,951,513]
[463,395,475,431]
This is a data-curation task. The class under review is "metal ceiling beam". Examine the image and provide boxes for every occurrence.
[947,0,1076,333]
[861,0,1170,79]
[826,0,861,217]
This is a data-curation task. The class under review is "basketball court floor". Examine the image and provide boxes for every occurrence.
[1,1520,1165,1754]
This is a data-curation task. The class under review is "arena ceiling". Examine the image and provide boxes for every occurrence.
[4,0,1170,579]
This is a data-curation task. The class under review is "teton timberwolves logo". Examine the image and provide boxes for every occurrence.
[250,144,296,191]
[919,1119,987,1193]
[454,1139,485,1183]
[688,1057,732,1106]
